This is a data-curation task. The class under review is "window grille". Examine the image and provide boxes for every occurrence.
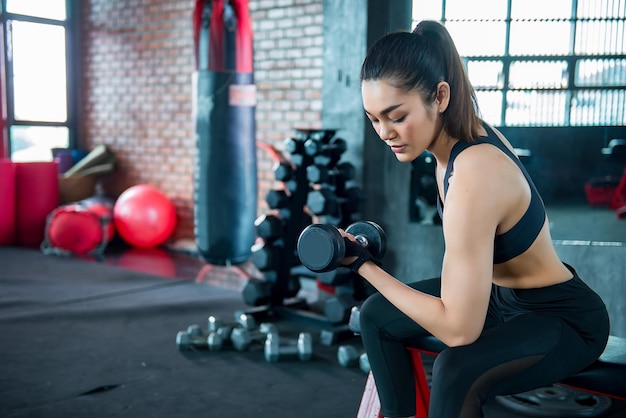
[412,0,626,127]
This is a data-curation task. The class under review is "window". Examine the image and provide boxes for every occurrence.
[1,0,77,162]
[412,0,626,127]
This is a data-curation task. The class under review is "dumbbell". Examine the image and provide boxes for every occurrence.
[304,137,347,157]
[324,293,357,324]
[283,136,304,155]
[208,312,257,333]
[176,324,211,351]
[230,323,278,351]
[255,214,283,242]
[251,240,283,271]
[266,189,289,209]
[306,186,364,216]
[242,277,274,306]
[264,332,313,362]
[273,161,294,182]
[296,220,387,273]
[337,345,370,373]
[348,305,361,335]
[306,162,355,184]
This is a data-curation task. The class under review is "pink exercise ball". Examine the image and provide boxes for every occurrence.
[113,184,176,248]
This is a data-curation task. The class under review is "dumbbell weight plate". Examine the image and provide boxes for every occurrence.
[297,224,346,272]
[345,221,387,259]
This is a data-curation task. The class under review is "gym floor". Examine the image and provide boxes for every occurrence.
[102,243,626,418]
[1,245,625,418]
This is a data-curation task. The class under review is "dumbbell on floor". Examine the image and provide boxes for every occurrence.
[230,323,278,352]
[176,324,210,351]
[297,220,387,273]
[337,344,370,374]
[208,312,257,332]
[265,332,313,363]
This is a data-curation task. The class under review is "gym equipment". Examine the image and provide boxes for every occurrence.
[496,385,611,417]
[273,161,294,182]
[255,214,282,242]
[14,162,59,248]
[192,0,257,265]
[601,138,626,161]
[0,160,16,245]
[348,305,361,335]
[113,184,176,248]
[306,162,355,185]
[304,136,347,158]
[42,198,115,256]
[297,221,387,273]
[317,268,355,286]
[208,312,257,332]
[251,240,283,271]
[230,323,277,351]
[357,335,626,418]
[266,189,289,210]
[176,329,208,351]
[337,345,370,373]
[306,186,364,217]
[264,332,313,363]
[324,293,358,324]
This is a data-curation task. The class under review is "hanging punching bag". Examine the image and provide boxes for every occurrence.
[192,0,257,265]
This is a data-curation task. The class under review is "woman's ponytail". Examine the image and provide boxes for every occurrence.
[413,21,482,141]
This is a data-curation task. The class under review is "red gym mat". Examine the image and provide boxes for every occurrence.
[0,160,16,246]
[14,162,59,248]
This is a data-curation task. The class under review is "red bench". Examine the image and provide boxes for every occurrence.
[358,335,626,418]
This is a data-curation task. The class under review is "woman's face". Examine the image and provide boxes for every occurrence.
[362,79,441,163]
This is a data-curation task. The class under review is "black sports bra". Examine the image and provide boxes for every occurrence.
[437,125,546,264]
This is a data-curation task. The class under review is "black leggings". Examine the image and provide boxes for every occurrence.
[359,267,610,418]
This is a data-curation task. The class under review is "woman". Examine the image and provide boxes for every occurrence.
[340,20,610,418]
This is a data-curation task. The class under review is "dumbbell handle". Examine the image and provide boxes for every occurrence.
[354,234,368,248]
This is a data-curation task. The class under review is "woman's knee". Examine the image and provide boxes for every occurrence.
[432,346,469,383]
[359,292,392,331]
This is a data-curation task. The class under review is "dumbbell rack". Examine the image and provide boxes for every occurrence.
[242,128,372,338]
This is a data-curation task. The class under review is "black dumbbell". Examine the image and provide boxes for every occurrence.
[317,268,354,286]
[242,277,273,306]
[264,332,313,362]
[296,221,387,273]
[304,137,347,157]
[255,214,283,242]
[306,162,355,184]
[324,293,357,324]
[251,240,283,271]
[230,323,278,351]
[273,161,294,182]
[266,189,289,209]
[306,186,364,216]
[337,344,370,373]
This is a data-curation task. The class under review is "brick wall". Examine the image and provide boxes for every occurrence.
[80,0,324,244]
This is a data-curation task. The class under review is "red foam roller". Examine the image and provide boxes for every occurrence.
[0,159,16,246]
[15,162,59,248]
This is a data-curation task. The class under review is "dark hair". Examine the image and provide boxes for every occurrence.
[360,20,482,142]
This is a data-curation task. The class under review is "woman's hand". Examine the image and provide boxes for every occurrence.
[337,229,359,266]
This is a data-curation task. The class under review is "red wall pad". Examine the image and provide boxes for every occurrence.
[0,159,16,245]
[15,162,59,248]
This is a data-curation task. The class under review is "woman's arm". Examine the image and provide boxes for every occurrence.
[354,146,513,347]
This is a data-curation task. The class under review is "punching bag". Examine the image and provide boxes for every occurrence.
[192,0,257,265]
